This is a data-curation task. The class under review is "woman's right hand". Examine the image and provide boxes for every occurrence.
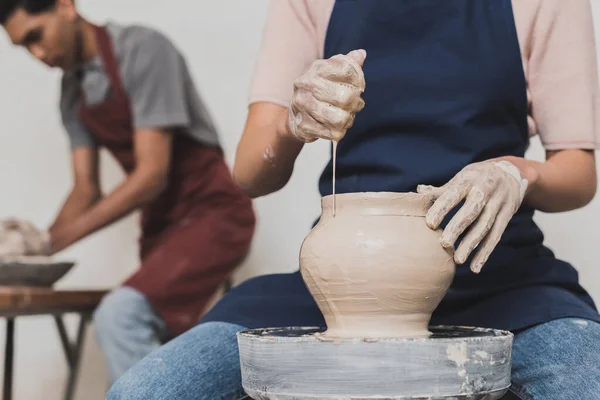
[288,49,367,143]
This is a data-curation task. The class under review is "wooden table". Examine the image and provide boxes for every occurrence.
[0,287,108,400]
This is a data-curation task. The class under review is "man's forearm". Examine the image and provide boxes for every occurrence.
[49,186,101,234]
[49,170,167,254]
[501,150,597,213]
[233,104,304,198]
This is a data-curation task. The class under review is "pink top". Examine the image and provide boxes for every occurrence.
[249,0,600,150]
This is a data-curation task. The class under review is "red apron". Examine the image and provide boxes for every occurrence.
[77,25,255,337]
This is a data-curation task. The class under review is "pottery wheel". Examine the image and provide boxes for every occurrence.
[238,326,513,400]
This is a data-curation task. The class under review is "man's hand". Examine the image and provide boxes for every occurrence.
[48,128,172,254]
[288,49,367,143]
[418,160,529,273]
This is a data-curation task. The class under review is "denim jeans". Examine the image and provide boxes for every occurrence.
[94,287,169,384]
[106,318,600,399]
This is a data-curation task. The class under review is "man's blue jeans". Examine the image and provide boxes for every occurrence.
[93,287,168,384]
[106,318,600,399]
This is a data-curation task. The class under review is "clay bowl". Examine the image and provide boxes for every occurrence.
[0,258,76,287]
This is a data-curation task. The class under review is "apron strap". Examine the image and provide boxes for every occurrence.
[78,25,127,104]
[92,25,127,98]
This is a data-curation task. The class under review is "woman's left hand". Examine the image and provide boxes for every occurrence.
[417,160,532,273]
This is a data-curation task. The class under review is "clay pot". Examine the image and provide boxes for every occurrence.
[299,192,455,338]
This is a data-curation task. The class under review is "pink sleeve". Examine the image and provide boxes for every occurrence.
[528,0,600,150]
[248,0,321,108]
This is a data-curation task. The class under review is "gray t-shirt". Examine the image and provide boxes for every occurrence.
[60,22,220,149]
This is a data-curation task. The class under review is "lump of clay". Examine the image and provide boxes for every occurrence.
[0,220,52,263]
[299,192,456,338]
[0,228,27,258]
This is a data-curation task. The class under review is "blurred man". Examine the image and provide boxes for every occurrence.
[0,0,255,383]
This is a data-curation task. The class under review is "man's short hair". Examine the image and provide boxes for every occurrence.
[0,0,57,24]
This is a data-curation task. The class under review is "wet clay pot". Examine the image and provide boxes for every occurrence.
[299,192,455,338]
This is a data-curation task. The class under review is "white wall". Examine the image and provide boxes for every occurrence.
[0,1,598,399]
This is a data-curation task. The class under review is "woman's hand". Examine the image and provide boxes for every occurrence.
[288,49,367,143]
[417,160,531,273]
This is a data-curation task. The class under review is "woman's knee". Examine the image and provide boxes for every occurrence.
[511,318,600,398]
[107,321,248,400]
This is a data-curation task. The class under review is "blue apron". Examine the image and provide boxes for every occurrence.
[201,0,600,332]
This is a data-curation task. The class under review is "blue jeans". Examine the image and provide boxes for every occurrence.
[94,287,169,384]
[106,318,600,399]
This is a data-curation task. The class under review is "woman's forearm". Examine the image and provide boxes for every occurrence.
[234,50,367,198]
[233,103,304,198]
[502,150,597,213]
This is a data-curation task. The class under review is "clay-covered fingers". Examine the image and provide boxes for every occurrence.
[453,198,503,265]
[421,160,528,273]
[316,50,366,87]
[290,91,355,140]
[417,184,448,198]
[469,205,514,273]
[294,76,365,112]
[288,106,323,143]
[439,187,489,249]
[424,183,470,230]
[288,49,367,143]
[289,105,330,142]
